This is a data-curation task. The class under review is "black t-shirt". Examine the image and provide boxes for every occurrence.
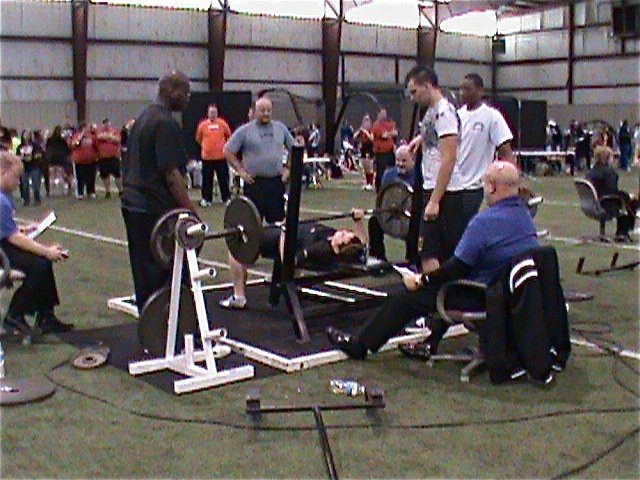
[586,164,619,197]
[260,223,337,260]
[121,103,188,214]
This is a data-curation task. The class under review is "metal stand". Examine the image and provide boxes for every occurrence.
[576,252,640,276]
[246,387,385,480]
[128,221,254,394]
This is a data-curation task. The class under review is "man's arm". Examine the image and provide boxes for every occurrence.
[408,134,422,154]
[496,142,515,164]
[165,168,197,214]
[195,122,204,145]
[7,232,66,262]
[351,209,368,245]
[424,135,458,220]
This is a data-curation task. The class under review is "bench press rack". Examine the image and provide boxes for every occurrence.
[128,213,255,394]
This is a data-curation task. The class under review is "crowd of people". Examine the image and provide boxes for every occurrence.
[0,118,133,205]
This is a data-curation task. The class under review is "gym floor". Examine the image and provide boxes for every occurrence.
[2,171,639,478]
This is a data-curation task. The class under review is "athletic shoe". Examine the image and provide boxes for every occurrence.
[362,184,374,191]
[35,313,74,333]
[326,327,367,359]
[199,199,212,208]
[75,194,84,200]
[365,257,386,268]
[398,341,433,361]
[218,295,247,310]
[89,193,96,199]
[4,314,34,336]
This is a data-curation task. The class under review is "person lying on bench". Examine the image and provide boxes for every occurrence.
[0,151,73,335]
[219,209,369,309]
[367,144,416,266]
[326,161,538,360]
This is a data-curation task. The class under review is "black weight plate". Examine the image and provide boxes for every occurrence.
[376,182,413,239]
[224,196,263,264]
[138,286,199,357]
[150,208,191,269]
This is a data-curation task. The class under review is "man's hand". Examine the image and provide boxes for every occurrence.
[381,131,388,139]
[239,169,255,184]
[281,166,290,183]
[403,273,422,291]
[351,208,365,222]
[408,135,422,154]
[45,244,68,262]
[423,200,439,221]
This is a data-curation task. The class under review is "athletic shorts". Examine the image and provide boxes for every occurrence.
[98,157,121,179]
[419,188,483,263]
[243,176,286,224]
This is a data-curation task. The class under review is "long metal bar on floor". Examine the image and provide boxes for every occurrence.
[323,281,388,297]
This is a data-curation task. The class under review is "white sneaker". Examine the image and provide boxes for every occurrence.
[89,193,96,199]
[366,257,386,268]
[199,199,211,208]
[75,194,84,200]
[219,295,247,310]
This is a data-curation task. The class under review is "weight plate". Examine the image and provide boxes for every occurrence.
[138,286,199,357]
[150,208,191,269]
[224,196,263,264]
[176,215,206,251]
[376,181,413,239]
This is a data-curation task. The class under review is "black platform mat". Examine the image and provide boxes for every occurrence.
[56,323,281,394]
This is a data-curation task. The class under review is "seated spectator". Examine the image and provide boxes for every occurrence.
[0,151,73,334]
[586,146,638,242]
[367,145,416,264]
[326,161,539,360]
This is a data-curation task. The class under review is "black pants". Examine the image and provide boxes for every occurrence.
[616,190,637,236]
[357,285,484,353]
[121,209,171,312]
[244,176,286,223]
[375,152,395,192]
[1,240,60,317]
[202,161,230,202]
[75,163,97,196]
[368,215,413,262]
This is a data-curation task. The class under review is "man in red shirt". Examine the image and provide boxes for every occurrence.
[96,118,122,198]
[70,123,98,199]
[195,104,232,206]
[372,108,398,192]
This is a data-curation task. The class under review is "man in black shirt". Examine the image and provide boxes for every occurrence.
[121,70,198,312]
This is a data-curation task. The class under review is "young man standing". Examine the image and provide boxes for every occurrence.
[196,104,232,206]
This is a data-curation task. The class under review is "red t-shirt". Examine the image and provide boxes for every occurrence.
[71,131,98,165]
[96,126,121,160]
[372,120,397,153]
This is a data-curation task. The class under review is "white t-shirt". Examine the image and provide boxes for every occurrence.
[457,103,513,189]
[420,97,460,190]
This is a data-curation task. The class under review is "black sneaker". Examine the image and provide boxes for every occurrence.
[36,313,74,333]
[398,341,435,361]
[4,314,34,336]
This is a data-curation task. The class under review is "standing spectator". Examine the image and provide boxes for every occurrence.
[196,104,232,206]
[96,118,123,198]
[549,120,563,151]
[70,123,98,199]
[120,118,135,164]
[121,70,198,312]
[17,129,44,206]
[633,123,640,167]
[45,125,73,195]
[308,122,321,157]
[354,114,375,191]
[618,120,632,171]
[340,121,354,147]
[570,120,591,172]
[406,65,463,274]
[372,109,399,192]
[34,130,50,198]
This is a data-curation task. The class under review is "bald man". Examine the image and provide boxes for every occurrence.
[224,96,294,224]
[121,70,198,312]
[327,161,539,360]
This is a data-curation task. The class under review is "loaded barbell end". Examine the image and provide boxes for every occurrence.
[193,267,217,281]
[186,223,208,237]
[237,225,249,244]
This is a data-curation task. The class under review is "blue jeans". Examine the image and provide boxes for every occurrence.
[21,168,42,205]
[619,144,632,170]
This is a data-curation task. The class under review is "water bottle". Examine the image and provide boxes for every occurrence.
[330,379,365,397]
[0,342,5,379]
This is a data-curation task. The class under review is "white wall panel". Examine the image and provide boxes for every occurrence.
[87,45,207,79]
[505,31,568,61]
[226,14,321,50]
[499,64,568,89]
[536,31,568,58]
[574,87,640,105]
[374,27,415,56]
[0,79,73,102]
[574,1,587,26]
[0,101,76,131]
[88,4,207,43]
[87,80,208,102]
[541,7,567,29]
[510,90,567,104]
[520,13,542,31]
[574,58,640,86]
[224,81,321,99]
[574,27,618,56]
[437,34,491,62]
[435,62,491,90]
[341,23,378,51]
[343,56,395,83]
[224,50,321,82]
[627,39,640,53]
[0,42,72,77]
[0,0,71,37]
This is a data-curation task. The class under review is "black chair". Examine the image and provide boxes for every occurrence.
[574,178,625,242]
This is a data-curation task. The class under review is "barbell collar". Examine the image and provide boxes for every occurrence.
[186,223,208,237]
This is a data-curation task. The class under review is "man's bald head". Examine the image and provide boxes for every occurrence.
[395,145,415,175]
[483,161,521,205]
[255,96,273,124]
[158,70,191,112]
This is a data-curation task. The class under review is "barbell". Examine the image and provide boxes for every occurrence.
[150,181,414,269]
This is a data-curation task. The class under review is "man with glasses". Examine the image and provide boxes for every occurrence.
[120,70,198,312]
